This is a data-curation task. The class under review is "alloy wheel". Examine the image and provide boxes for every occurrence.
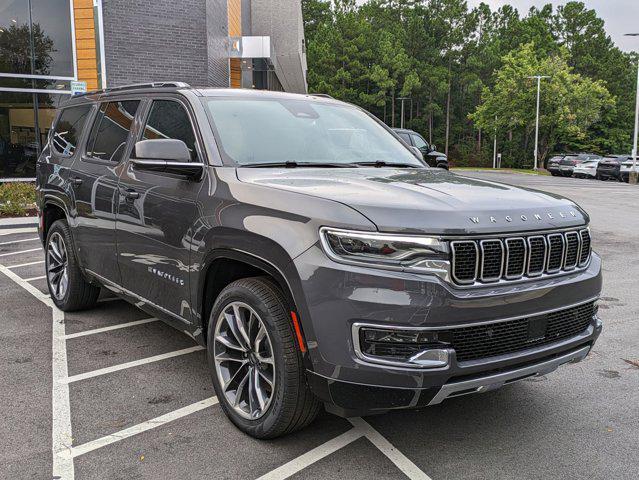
[47,232,69,301]
[213,302,276,419]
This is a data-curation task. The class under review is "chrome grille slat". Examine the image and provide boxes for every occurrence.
[526,235,547,277]
[564,231,580,270]
[504,238,526,279]
[451,241,479,284]
[479,239,504,282]
[449,228,591,286]
[578,229,591,266]
[546,233,565,273]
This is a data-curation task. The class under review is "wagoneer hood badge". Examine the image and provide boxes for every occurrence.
[469,210,578,224]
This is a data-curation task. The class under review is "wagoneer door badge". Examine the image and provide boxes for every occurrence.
[469,211,577,224]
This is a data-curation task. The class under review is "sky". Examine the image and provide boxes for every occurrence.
[466,0,639,52]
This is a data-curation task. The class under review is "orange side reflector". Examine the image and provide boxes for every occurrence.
[290,311,307,353]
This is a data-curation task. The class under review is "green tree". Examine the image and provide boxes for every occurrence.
[471,43,614,165]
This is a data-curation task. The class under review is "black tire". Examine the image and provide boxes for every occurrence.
[550,172,558,176]
[207,277,320,439]
[45,220,100,311]
[437,163,449,170]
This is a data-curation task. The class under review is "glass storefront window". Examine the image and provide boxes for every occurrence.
[0,89,67,179]
[0,0,83,179]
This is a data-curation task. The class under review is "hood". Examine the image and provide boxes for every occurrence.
[426,150,447,159]
[236,168,589,235]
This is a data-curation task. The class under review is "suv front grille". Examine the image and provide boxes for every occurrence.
[449,229,591,286]
[451,301,596,362]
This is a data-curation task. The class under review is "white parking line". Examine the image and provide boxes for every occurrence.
[65,396,218,459]
[63,345,205,384]
[349,417,432,480]
[0,247,42,257]
[256,428,365,480]
[7,259,44,269]
[63,318,158,339]
[0,237,39,246]
[0,227,37,236]
[0,263,75,478]
[25,275,46,282]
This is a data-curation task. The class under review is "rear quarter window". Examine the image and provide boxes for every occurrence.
[51,104,93,157]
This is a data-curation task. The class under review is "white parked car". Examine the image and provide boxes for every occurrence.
[620,157,637,183]
[573,159,600,179]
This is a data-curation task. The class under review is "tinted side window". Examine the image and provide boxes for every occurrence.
[86,100,140,162]
[411,134,428,150]
[397,132,411,144]
[51,105,93,156]
[141,100,197,161]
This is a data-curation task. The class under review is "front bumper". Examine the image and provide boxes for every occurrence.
[293,245,603,415]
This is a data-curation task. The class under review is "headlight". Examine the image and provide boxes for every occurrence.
[319,227,448,272]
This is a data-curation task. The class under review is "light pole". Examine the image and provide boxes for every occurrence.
[527,75,550,170]
[397,97,409,129]
[624,33,639,184]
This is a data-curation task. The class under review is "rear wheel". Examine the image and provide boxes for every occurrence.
[207,277,320,438]
[45,220,100,311]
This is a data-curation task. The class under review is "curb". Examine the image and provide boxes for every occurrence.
[0,216,38,230]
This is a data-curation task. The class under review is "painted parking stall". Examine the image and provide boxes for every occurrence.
[0,227,430,480]
[1,172,637,479]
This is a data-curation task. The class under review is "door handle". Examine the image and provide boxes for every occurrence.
[71,177,83,186]
[120,188,140,200]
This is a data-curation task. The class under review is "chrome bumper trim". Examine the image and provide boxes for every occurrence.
[428,345,590,405]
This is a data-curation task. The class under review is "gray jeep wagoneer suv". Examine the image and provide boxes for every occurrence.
[36,83,602,438]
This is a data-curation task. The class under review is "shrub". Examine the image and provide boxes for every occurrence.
[0,182,36,216]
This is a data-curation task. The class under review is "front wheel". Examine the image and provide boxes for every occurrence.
[45,220,100,311]
[207,277,320,438]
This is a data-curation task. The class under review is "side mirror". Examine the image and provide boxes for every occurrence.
[410,146,424,162]
[132,139,203,179]
[430,144,437,152]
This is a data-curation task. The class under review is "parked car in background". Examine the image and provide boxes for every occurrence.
[559,153,601,177]
[393,128,448,169]
[620,156,636,183]
[596,155,623,181]
[572,159,600,179]
[546,155,565,176]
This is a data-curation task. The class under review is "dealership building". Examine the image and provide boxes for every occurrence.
[0,0,307,180]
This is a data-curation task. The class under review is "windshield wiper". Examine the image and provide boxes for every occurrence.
[244,161,359,168]
[352,160,422,168]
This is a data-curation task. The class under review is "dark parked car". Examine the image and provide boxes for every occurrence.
[36,83,602,439]
[546,155,565,176]
[619,156,636,183]
[596,155,623,181]
[559,153,601,177]
[393,128,448,169]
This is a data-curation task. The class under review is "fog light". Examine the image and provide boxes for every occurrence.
[357,326,451,368]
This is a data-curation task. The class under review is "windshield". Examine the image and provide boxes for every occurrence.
[204,98,423,167]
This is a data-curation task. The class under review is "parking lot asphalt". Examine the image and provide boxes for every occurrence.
[1,172,637,480]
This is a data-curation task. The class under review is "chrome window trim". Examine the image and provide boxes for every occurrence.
[526,235,547,277]
[479,239,504,282]
[546,233,565,273]
[450,240,479,285]
[504,237,527,279]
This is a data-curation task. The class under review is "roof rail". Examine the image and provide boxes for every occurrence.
[310,93,333,99]
[76,81,190,98]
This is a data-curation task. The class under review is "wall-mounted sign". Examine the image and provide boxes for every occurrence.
[70,80,87,95]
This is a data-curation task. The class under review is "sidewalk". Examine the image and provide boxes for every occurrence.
[0,216,37,230]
